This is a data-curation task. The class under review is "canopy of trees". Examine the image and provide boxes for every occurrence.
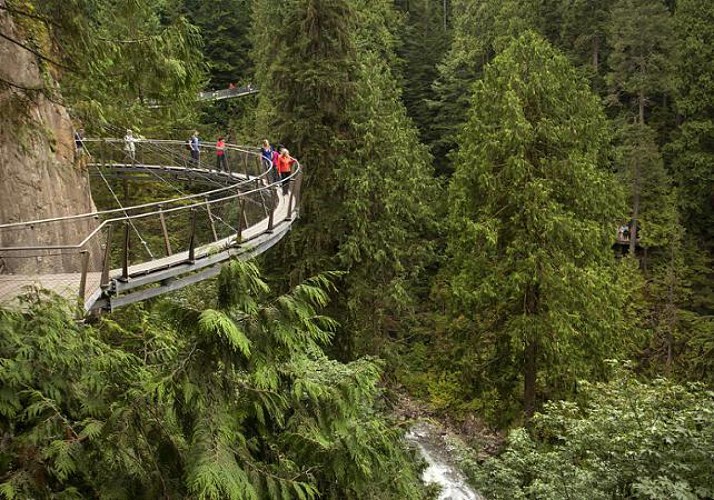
[1,0,713,497]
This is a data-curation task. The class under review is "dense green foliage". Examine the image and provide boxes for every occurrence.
[467,366,714,499]
[3,0,714,494]
[0,263,424,499]
[250,0,439,361]
[446,32,627,420]
[4,0,204,133]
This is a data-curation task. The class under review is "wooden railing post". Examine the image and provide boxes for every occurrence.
[158,204,172,256]
[120,221,130,281]
[100,222,114,288]
[187,208,197,263]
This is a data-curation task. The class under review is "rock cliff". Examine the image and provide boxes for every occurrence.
[0,3,100,274]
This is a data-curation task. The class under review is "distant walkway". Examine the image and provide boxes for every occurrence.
[147,85,259,108]
[198,85,258,102]
[0,138,301,314]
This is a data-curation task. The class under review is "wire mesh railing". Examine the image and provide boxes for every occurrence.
[0,139,303,311]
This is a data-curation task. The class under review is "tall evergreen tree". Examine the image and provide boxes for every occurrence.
[251,0,438,359]
[431,0,543,175]
[183,0,253,88]
[662,0,714,380]
[395,0,451,150]
[606,0,675,252]
[670,0,714,248]
[446,32,626,420]
[558,0,615,88]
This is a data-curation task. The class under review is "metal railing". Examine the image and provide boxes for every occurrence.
[0,139,302,312]
[197,85,258,102]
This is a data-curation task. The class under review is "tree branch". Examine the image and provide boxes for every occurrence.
[0,29,73,71]
[0,4,61,28]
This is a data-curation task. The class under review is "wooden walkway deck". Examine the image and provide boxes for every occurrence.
[0,161,300,313]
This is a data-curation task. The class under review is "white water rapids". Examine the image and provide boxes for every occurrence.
[405,422,484,500]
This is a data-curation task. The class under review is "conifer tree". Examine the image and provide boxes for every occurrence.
[8,0,205,131]
[183,0,253,88]
[395,0,451,150]
[661,0,714,380]
[431,0,543,175]
[670,0,714,247]
[558,0,614,86]
[606,0,676,253]
[446,32,626,420]
[0,263,426,499]
[251,0,439,359]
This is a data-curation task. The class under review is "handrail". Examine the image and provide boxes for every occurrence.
[0,166,302,252]
[0,139,295,229]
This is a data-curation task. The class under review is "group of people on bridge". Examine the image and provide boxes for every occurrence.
[74,127,296,194]
[617,218,642,244]
[261,139,295,195]
[184,132,296,194]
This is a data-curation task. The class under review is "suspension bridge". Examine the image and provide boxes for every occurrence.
[0,138,302,314]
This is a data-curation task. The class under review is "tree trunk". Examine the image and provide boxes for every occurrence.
[592,36,600,73]
[629,143,641,255]
[524,335,538,419]
[523,284,539,420]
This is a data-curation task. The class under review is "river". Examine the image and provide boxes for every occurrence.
[405,422,484,500]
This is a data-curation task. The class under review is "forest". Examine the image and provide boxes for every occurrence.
[0,0,713,498]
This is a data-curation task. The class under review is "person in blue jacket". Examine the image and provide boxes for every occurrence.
[260,139,276,181]
[189,130,200,166]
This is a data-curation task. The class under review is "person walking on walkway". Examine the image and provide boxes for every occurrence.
[215,136,227,172]
[276,148,294,195]
[74,128,85,162]
[260,139,275,180]
[189,130,200,167]
[124,129,137,163]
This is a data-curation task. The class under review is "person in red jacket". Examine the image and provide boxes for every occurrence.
[276,148,294,195]
[215,136,227,172]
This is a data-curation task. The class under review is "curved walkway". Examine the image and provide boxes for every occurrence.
[0,139,302,314]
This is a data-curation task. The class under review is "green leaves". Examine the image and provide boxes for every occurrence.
[0,262,423,499]
[469,369,714,499]
[198,309,252,357]
[445,31,625,421]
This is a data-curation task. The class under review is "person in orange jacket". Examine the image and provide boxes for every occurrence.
[276,148,295,195]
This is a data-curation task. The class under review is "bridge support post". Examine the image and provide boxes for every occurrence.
[78,249,90,311]
[237,199,245,244]
[206,198,218,242]
[286,177,297,221]
[267,189,275,234]
[187,208,197,263]
[120,221,130,282]
[294,170,304,219]
[158,204,172,256]
[100,223,114,289]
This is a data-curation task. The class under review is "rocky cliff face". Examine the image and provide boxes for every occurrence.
[0,3,100,274]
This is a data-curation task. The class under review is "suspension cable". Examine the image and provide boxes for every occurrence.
[86,145,156,260]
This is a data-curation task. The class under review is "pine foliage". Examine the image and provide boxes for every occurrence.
[446,32,627,421]
[0,263,424,499]
[469,366,714,499]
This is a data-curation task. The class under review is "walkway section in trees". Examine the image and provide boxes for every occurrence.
[0,139,302,313]
[147,85,259,108]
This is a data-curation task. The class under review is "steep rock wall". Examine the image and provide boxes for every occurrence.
[0,4,100,274]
